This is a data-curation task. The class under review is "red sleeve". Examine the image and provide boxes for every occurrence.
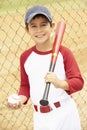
[18,49,31,104]
[60,46,84,94]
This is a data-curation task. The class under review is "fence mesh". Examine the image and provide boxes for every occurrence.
[0,0,87,130]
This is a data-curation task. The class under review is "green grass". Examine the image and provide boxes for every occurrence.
[0,0,53,13]
[0,0,86,14]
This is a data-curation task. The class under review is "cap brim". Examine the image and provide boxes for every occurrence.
[27,12,52,23]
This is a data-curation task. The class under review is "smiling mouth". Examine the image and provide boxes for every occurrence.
[35,34,45,38]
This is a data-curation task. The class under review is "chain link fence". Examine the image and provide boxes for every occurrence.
[0,0,87,130]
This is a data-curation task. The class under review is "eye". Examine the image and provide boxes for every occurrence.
[31,25,37,28]
[41,23,47,27]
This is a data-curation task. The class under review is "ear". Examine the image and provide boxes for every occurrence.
[52,22,55,29]
[50,22,55,38]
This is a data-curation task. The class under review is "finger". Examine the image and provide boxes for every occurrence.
[7,102,13,108]
[7,101,21,109]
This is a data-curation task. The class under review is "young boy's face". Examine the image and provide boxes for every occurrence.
[27,15,54,45]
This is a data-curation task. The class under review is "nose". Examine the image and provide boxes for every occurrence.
[37,26,42,32]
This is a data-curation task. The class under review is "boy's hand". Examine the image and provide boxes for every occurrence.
[7,94,22,109]
[7,101,21,109]
[44,72,69,91]
[44,72,60,88]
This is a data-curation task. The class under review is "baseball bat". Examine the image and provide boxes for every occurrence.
[40,21,66,106]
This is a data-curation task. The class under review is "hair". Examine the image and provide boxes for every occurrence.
[25,14,52,31]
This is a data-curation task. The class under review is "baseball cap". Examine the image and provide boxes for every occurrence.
[25,5,52,24]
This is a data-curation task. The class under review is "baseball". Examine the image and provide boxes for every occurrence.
[8,94,20,105]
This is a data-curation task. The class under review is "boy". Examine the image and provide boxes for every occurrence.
[7,5,84,130]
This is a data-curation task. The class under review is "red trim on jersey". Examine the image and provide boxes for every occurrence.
[18,47,33,103]
[60,46,84,94]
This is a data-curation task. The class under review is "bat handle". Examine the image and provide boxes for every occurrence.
[40,82,50,106]
[40,62,55,106]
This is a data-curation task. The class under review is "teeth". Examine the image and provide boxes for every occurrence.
[36,34,44,38]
